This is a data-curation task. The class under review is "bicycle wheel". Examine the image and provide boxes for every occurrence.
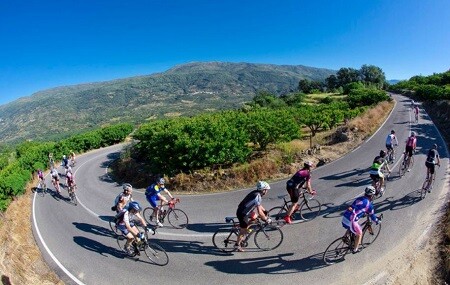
[323,237,350,265]
[70,191,78,206]
[144,242,169,266]
[267,206,287,225]
[398,160,406,177]
[117,235,137,257]
[420,179,429,199]
[143,207,156,225]
[361,222,382,248]
[109,220,120,235]
[254,225,283,251]
[168,209,189,229]
[409,156,415,169]
[212,228,238,252]
[299,198,321,221]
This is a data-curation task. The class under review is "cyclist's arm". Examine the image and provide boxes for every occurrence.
[135,212,147,228]
[304,180,314,194]
[256,205,269,221]
[163,189,174,200]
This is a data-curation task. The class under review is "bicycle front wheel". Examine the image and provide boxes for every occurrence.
[409,156,415,169]
[117,235,137,257]
[323,237,350,265]
[300,198,321,221]
[361,222,382,247]
[420,179,429,199]
[254,225,283,251]
[212,228,238,252]
[144,242,169,266]
[168,209,189,229]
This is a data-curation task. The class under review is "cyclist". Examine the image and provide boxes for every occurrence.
[62,155,69,168]
[425,144,441,192]
[48,153,55,169]
[235,181,272,252]
[37,169,45,189]
[284,161,316,224]
[369,150,391,195]
[66,171,76,193]
[385,130,399,161]
[404,131,417,172]
[413,105,419,122]
[112,183,134,213]
[342,186,381,254]
[145,178,174,227]
[69,151,76,166]
[116,201,151,255]
[50,167,61,194]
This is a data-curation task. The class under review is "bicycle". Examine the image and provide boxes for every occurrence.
[116,225,169,266]
[51,177,61,194]
[370,165,390,200]
[386,145,397,164]
[323,214,383,265]
[68,184,78,206]
[143,198,188,229]
[398,152,415,177]
[420,165,439,199]
[37,179,47,196]
[267,188,321,225]
[212,217,283,252]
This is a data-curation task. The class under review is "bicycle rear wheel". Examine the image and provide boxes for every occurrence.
[144,242,169,266]
[361,222,382,247]
[168,209,189,229]
[109,220,120,235]
[299,198,321,221]
[420,179,429,199]
[117,235,137,257]
[323,237,350,265]
[212,228,238,252]
[409,156,415,169]
[143,207,157,226]
[254,225,283,251]
[398,160,406,177]
[70,191,78,206]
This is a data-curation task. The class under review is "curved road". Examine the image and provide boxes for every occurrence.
[33,94,449,285]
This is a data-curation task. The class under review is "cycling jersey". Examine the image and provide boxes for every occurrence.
[145,184,165,196]
[426,149,439,164]
[50,169,59,179]
[286,169,311,203]
[369,156,386,178]
[113,192,132,212]
[37,170,44,179]
[406,136,416,148]
[342,196,377,235]
[385,134,398,146]
[116,210,136,235]
[236,190,262,217]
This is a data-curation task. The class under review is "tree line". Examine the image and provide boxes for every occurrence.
[389,70,450,100]
[0,123,133,210]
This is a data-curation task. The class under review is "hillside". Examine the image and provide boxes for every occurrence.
[0,62,335,144]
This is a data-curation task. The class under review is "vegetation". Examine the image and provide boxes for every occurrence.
[0,123,132,210]
[0,62,336,144]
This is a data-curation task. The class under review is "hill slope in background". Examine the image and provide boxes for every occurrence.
[0,62,335,144]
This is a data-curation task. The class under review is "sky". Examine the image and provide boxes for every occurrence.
[1,0,449,106]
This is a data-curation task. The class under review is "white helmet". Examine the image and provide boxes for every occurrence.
[256,181,270,191]
[365,186,376,196]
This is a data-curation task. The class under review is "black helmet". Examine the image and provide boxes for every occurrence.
[391,130,395,134]
[304,161,313,169]
[379,150,386,157]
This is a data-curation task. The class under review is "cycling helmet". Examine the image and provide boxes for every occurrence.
[365,186,376,196]
[391,130,395,134]
[379,150,386,157]
[122,183,132,191]
[157,178,165,185]
[304,161,314,169]
[256,181,270,191]
[128,201,141,212]
[411,131,416,136]
[63,155,66,159]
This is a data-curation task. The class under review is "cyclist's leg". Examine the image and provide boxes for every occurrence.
[236,214,248,251]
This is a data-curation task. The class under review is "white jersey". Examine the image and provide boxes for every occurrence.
[385,134,398,145]
[50,169,59,178]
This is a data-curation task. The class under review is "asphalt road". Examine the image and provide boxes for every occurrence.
[32,94,449,285]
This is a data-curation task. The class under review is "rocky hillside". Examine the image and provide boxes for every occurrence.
[0,62,335,144]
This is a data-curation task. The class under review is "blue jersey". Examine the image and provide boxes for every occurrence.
[343,196,377,223]
[145,183,166,197]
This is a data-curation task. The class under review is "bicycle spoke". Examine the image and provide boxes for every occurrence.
[361,223,381,247]
[144,242,169,266]
[168,209,189,229]
[300,198,321,221]
[323,237,350,265]
[212,228,238,252]
[254,225,283,251]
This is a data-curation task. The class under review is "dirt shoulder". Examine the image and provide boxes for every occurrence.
[0,99,447,284]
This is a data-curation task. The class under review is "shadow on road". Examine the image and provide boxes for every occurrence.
[73,222,116,238]
[73,236,125,258]
[204,252,327,275]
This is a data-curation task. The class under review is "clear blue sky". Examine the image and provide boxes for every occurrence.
[1,0,449,106]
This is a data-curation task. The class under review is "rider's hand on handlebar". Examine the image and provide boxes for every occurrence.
[266,218,272,224]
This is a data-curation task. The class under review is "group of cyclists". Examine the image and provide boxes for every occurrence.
[37,152,77,196]
[37,100,442,257]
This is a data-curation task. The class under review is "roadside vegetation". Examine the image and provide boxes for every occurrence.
[390,69,450,283]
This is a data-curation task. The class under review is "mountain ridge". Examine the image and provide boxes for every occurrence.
[0,61,336,144]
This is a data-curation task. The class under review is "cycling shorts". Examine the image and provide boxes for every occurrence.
[405,146,414,157]
[236,212,251,228]
[341,216,362,236]
[146,195,160,208]
[369,170,384,179]
[52,175,59,181]
[286,179,302,203]
[118,221,135,236]
[385,144,393,151]
[425,161,436,174]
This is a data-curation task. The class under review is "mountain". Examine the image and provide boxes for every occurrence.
[0,62,336,144]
